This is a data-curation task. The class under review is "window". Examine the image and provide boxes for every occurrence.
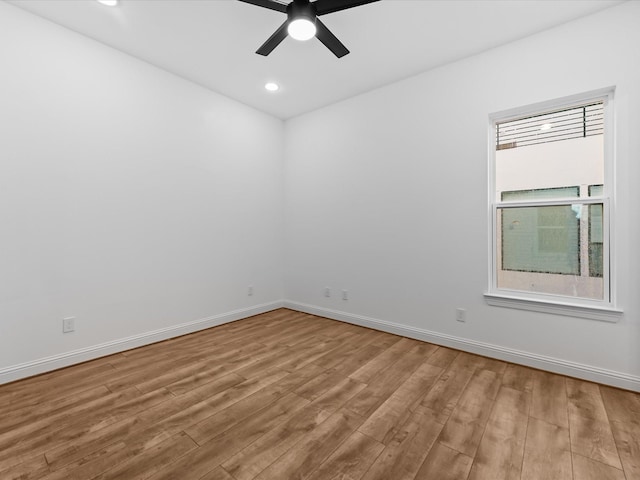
[486,90,622,321]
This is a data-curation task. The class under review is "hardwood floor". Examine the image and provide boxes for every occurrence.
[1,308,639,480]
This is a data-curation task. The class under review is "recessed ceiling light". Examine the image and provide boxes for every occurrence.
[265,82,280,92]
[97,0,119,6]
[540,123,552,131]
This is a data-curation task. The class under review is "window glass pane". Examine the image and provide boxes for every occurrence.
[497,203,604,300]
[589,204,603,277]
[589,184,604,197]
[501,205,580,275]
[502,186,579,201]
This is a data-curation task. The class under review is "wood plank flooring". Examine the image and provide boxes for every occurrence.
[1,308,639,480]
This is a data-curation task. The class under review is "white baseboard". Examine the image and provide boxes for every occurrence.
[284,301,640,392]
[0,301,284,386]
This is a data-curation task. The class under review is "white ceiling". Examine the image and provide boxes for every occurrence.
[6,0,625,119]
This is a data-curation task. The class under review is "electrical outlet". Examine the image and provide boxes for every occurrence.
[342,290,348,300]
[248,285,253,296]
[324,287,331,298]
[456,308,466,323]
[63,317,75,333]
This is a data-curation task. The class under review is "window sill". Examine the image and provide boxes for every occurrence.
[484,293,623,322]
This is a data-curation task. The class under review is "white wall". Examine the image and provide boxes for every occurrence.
[284,1,640,390]
[496,136,603,195]
[0,2,285,383]
[2,1,638,391]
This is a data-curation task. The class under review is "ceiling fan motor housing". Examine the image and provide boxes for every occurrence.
[287,0,317,25]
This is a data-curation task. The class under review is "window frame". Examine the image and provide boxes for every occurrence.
[485,88,623,322]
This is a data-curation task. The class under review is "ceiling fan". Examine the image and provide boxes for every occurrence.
[238,0,379,58]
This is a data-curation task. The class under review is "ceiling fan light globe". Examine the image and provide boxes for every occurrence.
[288,18,316,41]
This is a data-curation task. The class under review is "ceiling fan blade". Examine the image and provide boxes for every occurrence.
[256,21,289,56]
[237,0,287,13]
[315,18,349,58]
[314,0,379,16]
